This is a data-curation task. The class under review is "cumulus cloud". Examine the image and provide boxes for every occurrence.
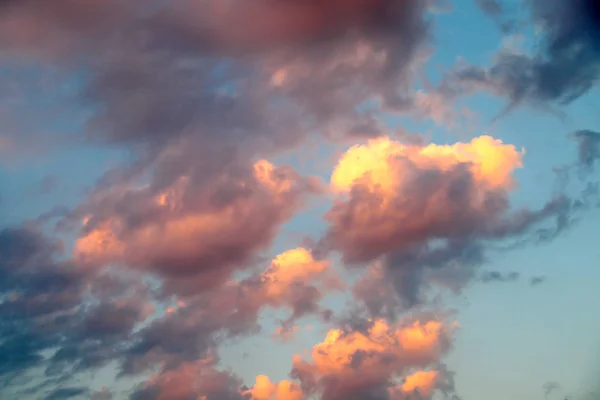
[291,317,455,400]
[321,134,571,312]
[243,375,304,400]
[388,370,440,400]
[258,248,342,319]
[326,135,523,262]
[73,159,318,296]
[0,0,595,397]
[116,247,338,377]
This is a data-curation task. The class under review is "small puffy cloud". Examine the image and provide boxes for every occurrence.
[479,270,520,283]
[291,318,454,400]
[273,325,301,342]
[73,159,316,295]
[259,248,342,317]
[530,276,547,286]
[243,375,304,400]
[262,248,332,299]
[388,370,440,400]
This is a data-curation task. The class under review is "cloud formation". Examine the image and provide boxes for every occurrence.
[322,134,571,312]
[292,317,455,400]
[243,375,304,400]
[326,135,523,262]
[442,0,600,112]
[0,0,597,398]
[74,159,318,296]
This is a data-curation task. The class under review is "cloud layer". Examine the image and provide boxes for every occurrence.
[1,0,598,398]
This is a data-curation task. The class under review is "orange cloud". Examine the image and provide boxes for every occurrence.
[388,370,440,400]
[73,159,314,294]
[331,135,522,194]
[251,247,341,322]
[243,375,304,400]
[261,247,339,300]
[401,370,439,396]
[291,318,454,399]
[324,135,524,263]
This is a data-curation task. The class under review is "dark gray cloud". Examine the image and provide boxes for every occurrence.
[479,270,520,283]
[0,226,158,396]
[0,227,85,378]
[441,0,600,112]
[44,387,88,400]
[573,130,600,173]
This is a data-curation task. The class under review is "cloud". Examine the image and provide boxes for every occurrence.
[530,276,547,286]
[73,159,318,296]
[0,225,164,396]
[291,317,455,400]
[117,247,337,377]
[0,227,86,378]
[132,366,303,400]
[572,130,600,173]
[325,135,523,263]
[243,375,304,400]
[388,370,440,400]
[440,0,600,112]
[322,134,571,313]
[258,247,342,320]
[479,270,520,283]
[130,358,242,400]
[0,1,596,398]
[0,0,440,155]
[44,387,88,400]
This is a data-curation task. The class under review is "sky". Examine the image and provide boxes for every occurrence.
[0,0,600,400]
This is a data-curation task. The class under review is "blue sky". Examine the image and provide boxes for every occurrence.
[1,1,599,400]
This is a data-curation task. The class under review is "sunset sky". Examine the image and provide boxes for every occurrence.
[1,1,600,399]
